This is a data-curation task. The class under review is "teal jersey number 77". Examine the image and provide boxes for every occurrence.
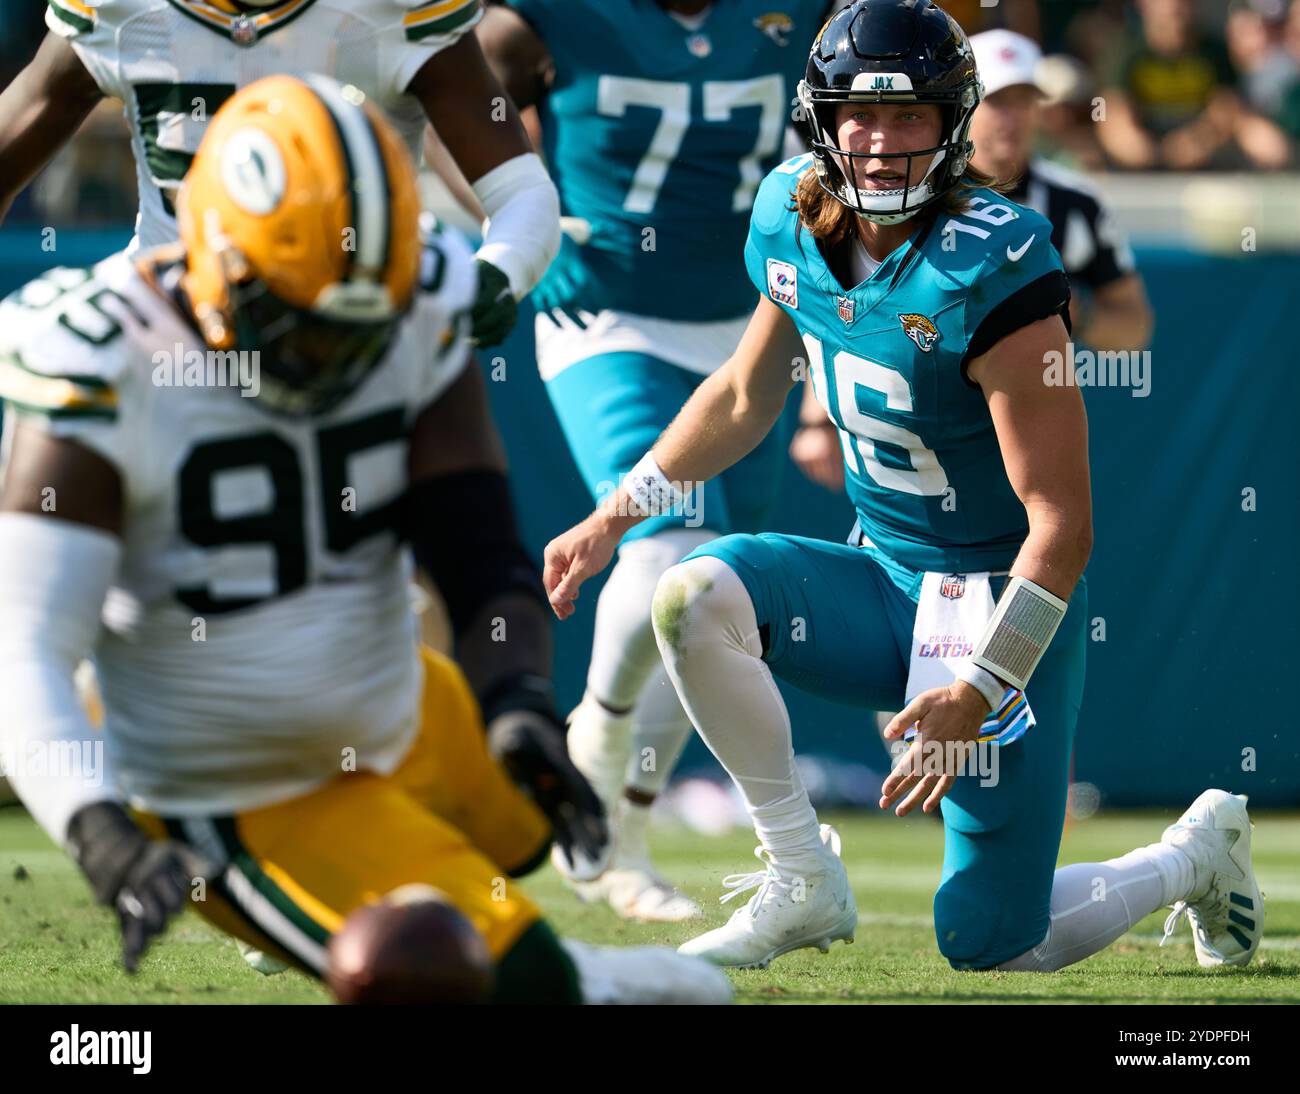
[520,0,825,322]
[596,74,786,215]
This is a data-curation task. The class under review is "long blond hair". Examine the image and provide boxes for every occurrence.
[792,163,1015,247]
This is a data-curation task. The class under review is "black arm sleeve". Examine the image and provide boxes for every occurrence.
[961,269,1072,386]
[404,468,547,636]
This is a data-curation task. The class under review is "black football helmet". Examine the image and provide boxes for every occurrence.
[798,0,982,224]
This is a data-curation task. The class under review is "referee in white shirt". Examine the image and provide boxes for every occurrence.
[969,29,1154,352]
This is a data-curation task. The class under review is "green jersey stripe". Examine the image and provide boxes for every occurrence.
[3,399,118,422]
[214,817,332,949]
[47,1,94,36]
[2,349,114,391]
[405,2,479,42]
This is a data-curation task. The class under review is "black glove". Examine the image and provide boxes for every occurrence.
[482,677,610,877]
[470,258,518,348]
[67,801,215,974]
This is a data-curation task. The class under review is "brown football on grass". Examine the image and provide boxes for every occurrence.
[326,885,494,1004]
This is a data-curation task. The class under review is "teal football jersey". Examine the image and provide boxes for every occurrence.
[510,0,829,321]
[746,154,1071,573]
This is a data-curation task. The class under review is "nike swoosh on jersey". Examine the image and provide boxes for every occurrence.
[1007,235,1036,262]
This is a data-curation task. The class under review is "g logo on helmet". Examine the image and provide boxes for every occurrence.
[899,313,940,352]
[219,128,287,216]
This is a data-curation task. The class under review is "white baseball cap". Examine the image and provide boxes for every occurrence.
[970,29,1044,98]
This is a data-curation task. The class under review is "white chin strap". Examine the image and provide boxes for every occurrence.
[839,147,949,225]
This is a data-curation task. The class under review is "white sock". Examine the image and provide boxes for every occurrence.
[653,554,823,875]
[566,699,633,806]
[616,798,653,863]
[624,665,694,799]
[997,842,1196,972]
[585,529,720,711]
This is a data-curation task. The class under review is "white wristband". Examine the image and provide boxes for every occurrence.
[971,576,1069,692]
[952,660,1006,712]
[624,452,683,518]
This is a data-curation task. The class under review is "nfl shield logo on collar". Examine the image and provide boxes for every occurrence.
[940,574,965,599]
[836,295,855,324]
[232,14,258,47]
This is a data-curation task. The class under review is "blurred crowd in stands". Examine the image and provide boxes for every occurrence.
[1,0,1298,227]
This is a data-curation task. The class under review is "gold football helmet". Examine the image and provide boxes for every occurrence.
[177,74,421,415]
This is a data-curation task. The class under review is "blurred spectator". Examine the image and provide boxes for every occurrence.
[943,0,1041,40]
[1035,53,1108,171]
[1055,0,1130,74]
[1276,0,1300,137]
[1097,0,1291,169]
[1227,0,1297,115]
[970,30,1153,352]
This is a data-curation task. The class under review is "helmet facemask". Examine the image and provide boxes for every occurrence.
[226,270,402,418]
[799,78,981,225]
[190,223,405,418]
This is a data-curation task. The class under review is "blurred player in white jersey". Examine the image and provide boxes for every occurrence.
[0,0,603,837]
[0,76,730,1004]
[0,0,559,347]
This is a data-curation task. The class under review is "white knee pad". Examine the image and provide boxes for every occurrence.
[651,553,762,664]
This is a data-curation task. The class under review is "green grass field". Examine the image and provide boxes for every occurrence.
[2,804,1297,1004]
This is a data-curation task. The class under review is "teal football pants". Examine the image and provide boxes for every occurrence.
[545,350,786,543]
[687,531,1089,969]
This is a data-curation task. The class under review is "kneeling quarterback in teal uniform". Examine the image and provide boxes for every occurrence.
[542,0,1262,973]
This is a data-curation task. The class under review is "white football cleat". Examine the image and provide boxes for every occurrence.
[560,796,702,922]
[678,824,857,969]
[236,939,288,976]
[1159,789,1264,967]
[561,939,732,1004]
[570,860,702,923]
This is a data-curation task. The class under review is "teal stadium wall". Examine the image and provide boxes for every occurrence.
[1,232,1296,806]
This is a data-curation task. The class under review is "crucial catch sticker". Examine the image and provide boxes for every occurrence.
[766,258,798,308]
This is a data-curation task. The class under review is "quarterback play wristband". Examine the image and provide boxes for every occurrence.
[624,452,684,518]
[970,576,1068,691]
[952,660,1007,711]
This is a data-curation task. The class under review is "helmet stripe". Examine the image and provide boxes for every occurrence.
[307,83,358,282]
[306,76,389,285]
[362,110,393,281]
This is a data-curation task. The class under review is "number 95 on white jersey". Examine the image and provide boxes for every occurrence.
[0,229,477,815]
